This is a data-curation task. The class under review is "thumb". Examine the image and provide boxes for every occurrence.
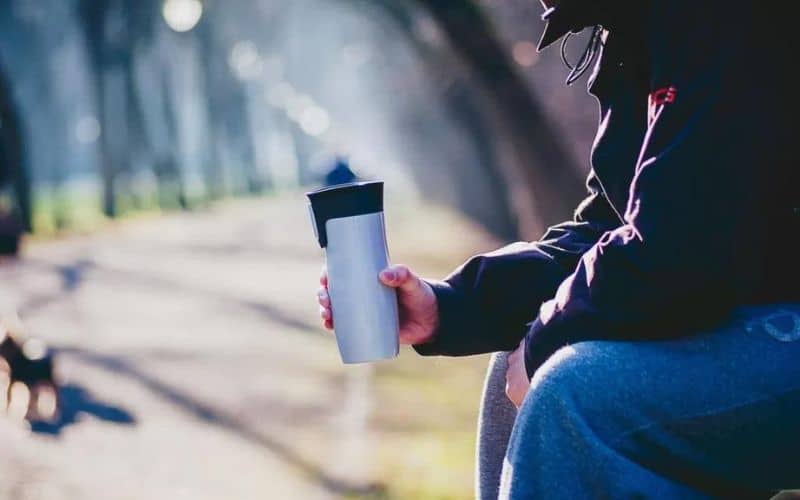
[379,265,421,293]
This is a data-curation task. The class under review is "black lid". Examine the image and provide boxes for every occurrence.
[306,181,384,248]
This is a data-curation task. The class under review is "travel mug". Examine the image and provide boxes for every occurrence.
[307,181,400,364]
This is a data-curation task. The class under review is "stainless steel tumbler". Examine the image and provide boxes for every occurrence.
[307,181,400,364]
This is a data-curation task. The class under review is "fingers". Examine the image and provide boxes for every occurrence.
[317,286,333,330]
[505,341,529,408]
[319,305,333,330]
[508,339,525,361]
[506,348,518,382]
[508,345,522,364]
[319,305,331,321]
[320,267,328,287]
[317,288,330,307]
[379,264,420,293]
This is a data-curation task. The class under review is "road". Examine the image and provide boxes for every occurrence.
[0,196,394,500]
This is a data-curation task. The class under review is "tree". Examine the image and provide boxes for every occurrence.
[77,0,168,217]
[359,0,586,238]
[0,59,32,232]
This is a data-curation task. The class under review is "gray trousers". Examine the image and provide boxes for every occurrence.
[475,305,800,499]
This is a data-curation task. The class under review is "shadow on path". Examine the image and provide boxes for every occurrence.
[175,241,320,262]
[16,259,93,316]
[56,347,384,497]
[21,257,317,334]
[30,383,135,436]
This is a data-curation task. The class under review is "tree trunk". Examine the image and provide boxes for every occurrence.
[0,61,32,232]
[414,1,586,237]
[78,0,117,218]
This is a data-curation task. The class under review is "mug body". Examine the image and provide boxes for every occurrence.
[325,212,399,363]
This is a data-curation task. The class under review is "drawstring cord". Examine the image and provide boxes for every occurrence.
[561,25,604,85]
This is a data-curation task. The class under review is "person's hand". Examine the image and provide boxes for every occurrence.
[316,264,439,345]
[506,339,530,408]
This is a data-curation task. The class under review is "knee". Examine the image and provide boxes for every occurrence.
[505,343,614,463]
[502,347,598,479]
[517,342,618,428]
[531,342,605,398]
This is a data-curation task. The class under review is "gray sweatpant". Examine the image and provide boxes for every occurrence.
[475,305,800,499]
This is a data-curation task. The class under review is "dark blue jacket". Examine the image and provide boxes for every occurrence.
[415,0,800,377]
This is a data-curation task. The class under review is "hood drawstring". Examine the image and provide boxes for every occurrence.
[561,25,604,85]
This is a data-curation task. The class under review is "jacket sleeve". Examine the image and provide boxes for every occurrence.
[523,0,759,377]
[414,169,620,356]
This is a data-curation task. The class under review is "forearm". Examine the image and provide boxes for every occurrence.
[412,171,620,357]
[414,279,543,357]
[413,233,599,357]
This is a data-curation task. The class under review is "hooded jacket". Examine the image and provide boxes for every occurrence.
[414,0,800,377]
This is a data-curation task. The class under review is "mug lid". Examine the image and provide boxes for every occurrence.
[306,181,384,248]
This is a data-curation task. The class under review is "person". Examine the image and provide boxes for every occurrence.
[317,0,800,497]
[322,156,358,187]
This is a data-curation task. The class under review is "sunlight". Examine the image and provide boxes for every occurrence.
[300,106,330,137]
[22,338,47,361]
[229,40,263,81]
[512,40,538,67]
[75,115,101,144]
[162,0,203,33]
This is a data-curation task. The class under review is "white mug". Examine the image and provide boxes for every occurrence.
[307,181,399,364]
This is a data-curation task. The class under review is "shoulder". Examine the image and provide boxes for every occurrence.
[646,0,753,75]
[647,0,751,39]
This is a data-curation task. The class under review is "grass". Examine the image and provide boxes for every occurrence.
[27,186,272,240]
[30,188,159,238]
[370,353,490,499]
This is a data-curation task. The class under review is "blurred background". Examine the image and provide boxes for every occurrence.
[0,0,596,498]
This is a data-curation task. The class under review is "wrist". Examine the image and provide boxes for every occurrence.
[421,280,440,344]
[523,316,546,379]
[412,280,458,355]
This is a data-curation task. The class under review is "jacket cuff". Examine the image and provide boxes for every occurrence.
[523,315,566,379]
[523,300,589,379]
[412,280,467,356]
[523,317,541,379]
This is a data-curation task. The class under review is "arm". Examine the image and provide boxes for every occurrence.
[415,169,620,356]
[523,0,762,376]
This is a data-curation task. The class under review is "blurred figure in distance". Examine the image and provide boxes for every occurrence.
[323,156,358,187]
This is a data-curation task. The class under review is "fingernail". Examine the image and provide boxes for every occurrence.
[383,270,396,281]
[318,290,327,299]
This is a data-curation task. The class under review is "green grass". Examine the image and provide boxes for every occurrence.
[370,353,490,499]
[28,186,274,239]
[30,188,159,237]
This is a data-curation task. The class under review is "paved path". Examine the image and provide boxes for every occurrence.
[0,196,384,500]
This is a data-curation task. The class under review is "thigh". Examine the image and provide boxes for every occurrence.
[523,305,800,494]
